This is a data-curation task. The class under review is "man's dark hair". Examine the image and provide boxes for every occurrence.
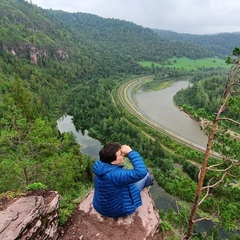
[99,142,121,163]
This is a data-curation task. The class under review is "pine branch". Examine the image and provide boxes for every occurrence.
[198,185,211,206]
[202,172,227,190]
[193,216,214,223]
[207,161,233,172]
[217,117,240,125]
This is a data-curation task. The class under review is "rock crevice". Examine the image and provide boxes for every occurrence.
[0,191,60,240]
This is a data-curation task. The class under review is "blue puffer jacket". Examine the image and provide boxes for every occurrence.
[93,150,147,218]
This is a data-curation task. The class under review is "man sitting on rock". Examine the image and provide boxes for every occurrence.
[93,142,154,218]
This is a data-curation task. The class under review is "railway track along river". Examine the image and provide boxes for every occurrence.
[117,76,220,159]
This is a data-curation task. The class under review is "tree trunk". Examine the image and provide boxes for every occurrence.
[186,48,240,239]
[185,119,218,239]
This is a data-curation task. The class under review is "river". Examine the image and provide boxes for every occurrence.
[57,115,177,213]
[57,114,215,234]
[57,115,101,158]
[132,80,208,149]
[58,81,204,159]
[57,80,235,237]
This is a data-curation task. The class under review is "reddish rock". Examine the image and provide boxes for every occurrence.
[59,188,163,240]
[0,191,60,240]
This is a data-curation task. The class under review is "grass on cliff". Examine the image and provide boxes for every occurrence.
[59,185,93,226]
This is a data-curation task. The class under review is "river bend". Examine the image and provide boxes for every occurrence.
[129,80,208,149]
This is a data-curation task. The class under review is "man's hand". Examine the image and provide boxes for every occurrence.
[121,145,132,155]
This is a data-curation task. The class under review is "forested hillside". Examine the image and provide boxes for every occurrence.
[174,73,240,134]
[154,29,240,58]
[174,75,226,114]
[0,0,182,200]
[1,0,240,237]
[0,0,213,77]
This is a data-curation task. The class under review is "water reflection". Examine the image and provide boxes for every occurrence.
[150,183,177,212]
[133,81,208,149]
[57,115,101,158]
[57,111,238,237]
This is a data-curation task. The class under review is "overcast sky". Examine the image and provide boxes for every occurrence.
[30,0,240,35]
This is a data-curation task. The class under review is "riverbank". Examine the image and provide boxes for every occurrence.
[117,77,240,236]
[58,76,239,238]
[124,77,208,149]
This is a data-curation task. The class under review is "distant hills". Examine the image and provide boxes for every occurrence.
[0,1,218,68]
[1,0,239,201]
[0,0,239,82]
[153,29,240,58]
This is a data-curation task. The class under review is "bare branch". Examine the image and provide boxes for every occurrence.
[198,187,211,206]
[207,161,233,172]
[206,159,228,170]
[193,208,219,224]
[202,172,228,190]
[193,216,214,223]
[185,49,240,239]
[217,117,240,125]
[199,120,210,135]
[227,172,239,178]
[228,78,240,87]
[175,199,188,224]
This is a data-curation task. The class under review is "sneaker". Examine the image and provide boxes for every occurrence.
[147,167,153,175]
[147,168,154,185]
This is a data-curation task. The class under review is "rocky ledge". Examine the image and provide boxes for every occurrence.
[0,191,60,240]
[0,188,163,240]
[59,188,163,240]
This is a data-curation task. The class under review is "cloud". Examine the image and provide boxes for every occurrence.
[31,0,240,34]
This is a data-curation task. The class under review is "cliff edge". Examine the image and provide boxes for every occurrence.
[0,190,60,240]
[59,188,163,240]
[0,188,163,240]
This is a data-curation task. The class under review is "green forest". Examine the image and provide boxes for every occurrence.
[0,0,240,239]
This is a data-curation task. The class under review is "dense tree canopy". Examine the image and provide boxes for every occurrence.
[154,29,240,58]
[0,0,239,236]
